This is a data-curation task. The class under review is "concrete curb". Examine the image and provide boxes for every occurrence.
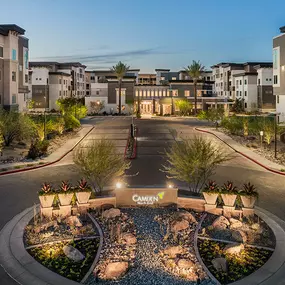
[194,213,221,285]
[195,127,285,176]
[0,126,94,177]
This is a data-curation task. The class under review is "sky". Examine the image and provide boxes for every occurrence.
[1,0,285,72]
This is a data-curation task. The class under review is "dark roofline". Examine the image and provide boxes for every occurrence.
[0,24,25,35]
[155,69,170,72]
[254,63,273,69]
[30,61,59,67]
[244,62,273,66]
[106,76,136,79]
[49,72,71,76]
[233,72,257,77]
[169,80,214,84]
[59,62,86,68]
[211,62,244,68]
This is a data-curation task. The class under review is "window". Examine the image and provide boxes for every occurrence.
[245,102,247,108]
[12,94,16,104]
[25,50,28,69]
[0,46,3,58]
[269,78,272,81]
[184,90,190,97]
[47,78,49,84]
[19,65,22,72]
[12,49,16,60]
[240,91,242,96]
[245,91,247,96]
[244,79,247,85]
[86,84,90,89]
[274,75,278,84]
[25,74,28,83]
[86,91,90,96]
[59,79,61,84]
[240,80,242,85]
[96,91,99,95]
[221,91,223,96]
[236,91,239,97]
[161,77,165,81]
[236,80,238,86]
[277,95,280,104]
[63,80,65,84]
[266,78,268,81]
[171,77,176,80]
[258,79,260,85]
[36,78,38,80]
[273,48,279,70]
[12,71,16,81]
[172,90,178,96]
[39,78,41,81]
[59,91,61,96]
[90,76,95,81]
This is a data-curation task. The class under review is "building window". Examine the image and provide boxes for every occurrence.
[25,74,28,83]
[161,77,165,81]
[240,80,242,85]
[86,84,90,89]
[240,91,242,96]
[12,49,16,60]
[90,76,95,80]
[245,102,247,108]
[236,91,238,97]
[86,91,90,96]
[25,50,28,69]
[274,75,278,84]
[266,78,268,81]
[245,91,247,96]
[244,79,247,85]
[12,71,16,81]
[236,80,238,86]
[59,91,61,96]
[258,79,260,85]
[96,91,99,95]
[59,79,61,84]
[0,46,3,58]
[172,77,176,80]
[273,48,279,70]
[221,91,223,96]
[172,90,178,96]
[12,94,16,104]
[184,90,190,97]
[277,95,280,104]
[269,78,272,81]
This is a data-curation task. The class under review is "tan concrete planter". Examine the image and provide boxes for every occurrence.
[221,194,237,207]
[39,194,55,208]
[58,193,74,206]
[76,191,91,204]
[240,196,257,208]
[203,193,219,205]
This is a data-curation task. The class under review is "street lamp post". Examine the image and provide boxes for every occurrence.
[259,131,263,149]
[274,113,278,159]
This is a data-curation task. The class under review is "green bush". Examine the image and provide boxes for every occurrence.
[221,115,243,135]
[64,115,80,130]
[27,140,49,159]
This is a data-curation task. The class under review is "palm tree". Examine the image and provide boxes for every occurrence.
[185,60,205,115]
[111,61,130,114]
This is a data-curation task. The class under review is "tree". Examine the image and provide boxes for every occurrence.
[0,110,35,146]
[90,101,105,114]
[161,136,232,193]
[111,61,130,114]
[263,119,275,145]
[231,98,244,113]
[175,99,193,116]
[73,140,131,193]
[184,60,205,115]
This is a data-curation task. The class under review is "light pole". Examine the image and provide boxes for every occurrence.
[43,89,47,140]
[260,131,263,149]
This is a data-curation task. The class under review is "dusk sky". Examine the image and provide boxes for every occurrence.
[2,0,285,72]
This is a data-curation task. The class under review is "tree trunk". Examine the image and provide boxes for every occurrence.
[118,79,122,115]
[194,81,197,115]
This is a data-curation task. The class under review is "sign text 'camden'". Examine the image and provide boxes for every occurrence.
[132,192,165,205]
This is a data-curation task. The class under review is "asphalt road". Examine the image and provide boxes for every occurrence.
[1,116,285,284]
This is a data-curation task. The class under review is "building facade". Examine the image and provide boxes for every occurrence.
[0,24,29,112]
[29,62,86,110]
[273,26,285,122]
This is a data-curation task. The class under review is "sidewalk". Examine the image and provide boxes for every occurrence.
[196,127,285,174]
[0,124,93,175]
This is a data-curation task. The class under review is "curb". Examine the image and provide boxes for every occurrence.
[195,127,285,176]
[0,126,94,177]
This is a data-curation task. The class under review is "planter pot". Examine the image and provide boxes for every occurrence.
[39,194,55,208]
[203,192,219,205]
[240,196,257,208]
[58,193,74,206]
[76,191,91,204]
[221,194,237,207]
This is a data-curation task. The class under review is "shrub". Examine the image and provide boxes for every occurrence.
[64,115,80,131]
[27,140,49,159]
[239,182,258,197]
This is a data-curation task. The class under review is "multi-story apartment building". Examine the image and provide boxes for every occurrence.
[273,26,285,122]
[85,68,226,115]
[0,24,29,112]
[29,62,86,110]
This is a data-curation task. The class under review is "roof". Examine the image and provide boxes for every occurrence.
[29,61,86,69]
[49,72,71,76]
[106,76,137,79]
[211,62,244,68]
[169,80,214,84]
[254,63,273,69]
[0,24,25,36]
[280,26,285,33]
[155,69,170,72]
[244,62,273,66]
[233,72,258,77]
[59,62,86,68]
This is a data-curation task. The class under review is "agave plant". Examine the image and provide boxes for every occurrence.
[60,181,71,192]
[78,178,88,191]
[221,181,238,194]
[241,182,258,197]
[203,180,219,193]
[41,182,52,194]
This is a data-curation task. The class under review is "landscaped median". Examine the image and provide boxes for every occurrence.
[1,186,285,285]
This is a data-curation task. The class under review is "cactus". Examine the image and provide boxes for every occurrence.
[60,181,71,192]
[41,182,52,193]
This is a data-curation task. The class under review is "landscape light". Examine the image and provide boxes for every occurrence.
[168,184,173,188]
[116,182,122,189]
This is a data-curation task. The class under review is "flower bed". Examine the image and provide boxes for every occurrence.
[198,239,273,284]
[28,238,99,282]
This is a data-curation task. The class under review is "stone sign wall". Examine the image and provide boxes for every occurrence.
[116,188,178,207]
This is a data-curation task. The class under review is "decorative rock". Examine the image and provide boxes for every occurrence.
[121,233,137,245]
[178,212,197,223]
[171,219,189,232]
[163,246,183,258]
[177,259,195,269]
[212,257,227,272]
[66,216,83,227]
[229,218,243,229]
[212,216,230,230]
[232,229,247,243]
[224,243,244,255]
[104,262,128,279]
[63,245,85,262]
[102,208,121,219]
[251,223,261,231]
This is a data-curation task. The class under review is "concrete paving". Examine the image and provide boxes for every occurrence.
[1,116,285,284]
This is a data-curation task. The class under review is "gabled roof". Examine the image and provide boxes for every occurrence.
[0,24,25,36]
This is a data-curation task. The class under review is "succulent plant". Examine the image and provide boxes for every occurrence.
[41,182,52,193]
[221,181,238,194]
[203,180,220,193]
[60,181,71,192]
[78,178,88,191]
[241,182,258,197]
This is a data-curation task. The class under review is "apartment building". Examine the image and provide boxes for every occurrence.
[29,62,86,110]
[273,26,285,122]
[0,24,29,112]
[85,68,227,115]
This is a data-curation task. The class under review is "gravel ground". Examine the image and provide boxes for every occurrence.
[86,208,216,285]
